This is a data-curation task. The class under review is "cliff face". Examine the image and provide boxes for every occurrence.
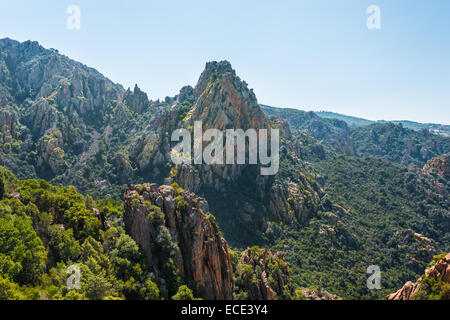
[166,61,321,238]
[123,84,150,113]
[123,183,233,300]
[174,60,270,194]
[387,252,450,300]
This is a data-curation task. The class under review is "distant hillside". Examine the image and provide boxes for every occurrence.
[260,105,355,155]
[315,111,450,137]
[350,122,450,168]
[378,120,450,137]
[261,105,450,167]
[315,111,374,128]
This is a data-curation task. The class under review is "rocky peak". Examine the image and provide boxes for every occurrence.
[194,61,235,97]
[177,85,194,103]
[123,84,150,113]
[185,60,267,130]
[0,38,124,118]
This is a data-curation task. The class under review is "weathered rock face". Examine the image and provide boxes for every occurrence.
[123,183,233,300]
[0,39,123,120]
[387,281,422,301]
[424,253,450,283]
[123,84,150,113]
[0,106,16,143]
[387,252,450,300]
[186,61,267,131]
[36,129,65,175]
[423,154,450,179]
[24,98,59,137]
[236,247,292,300]
[269,180,320,224]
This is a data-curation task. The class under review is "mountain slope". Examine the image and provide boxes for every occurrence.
[261,105,450,167]
[0,166,312,300]
[316,110,450,136]
[0,38,448,300]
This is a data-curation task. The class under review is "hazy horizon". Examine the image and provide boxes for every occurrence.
[1,0,449,124]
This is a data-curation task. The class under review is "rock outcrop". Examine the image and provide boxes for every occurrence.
[387,252,450,300]
[123,183,233,300]
[167,61,321,233]
[0,107,16,144]
[123,84,150,113]
[235,247,292,300]
[36,129,65,175]
[423,154,450,179]
[173,61,271,192]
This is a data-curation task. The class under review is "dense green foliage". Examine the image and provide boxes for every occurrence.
[0,166,166,300]
[264,153,449,299]
[233,246,295,300]
[350,123,450,167]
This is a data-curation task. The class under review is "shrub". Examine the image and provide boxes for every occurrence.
[172,285,194,300]
[174,195,189,213]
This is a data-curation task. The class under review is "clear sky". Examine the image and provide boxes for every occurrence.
[0,0,449,124]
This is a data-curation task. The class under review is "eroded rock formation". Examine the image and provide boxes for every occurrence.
[235,247,292,300]
[123,183,233,300]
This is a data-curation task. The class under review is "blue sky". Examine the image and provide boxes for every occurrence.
[0,0,449,124]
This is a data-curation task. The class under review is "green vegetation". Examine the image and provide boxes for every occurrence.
[174,195,189,213]
[0,39,449,301]
[413,254,450,300]
[262,105,450,167]
[350,123,450,167]
[262,153,449,299]
[233,246,296,300]
[172,285,197,300]
[0,166,193,300]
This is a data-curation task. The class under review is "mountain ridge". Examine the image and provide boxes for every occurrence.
[0,38,449,300]
[261,105,449,132]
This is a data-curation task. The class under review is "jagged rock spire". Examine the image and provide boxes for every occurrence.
[185,60,267,130]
